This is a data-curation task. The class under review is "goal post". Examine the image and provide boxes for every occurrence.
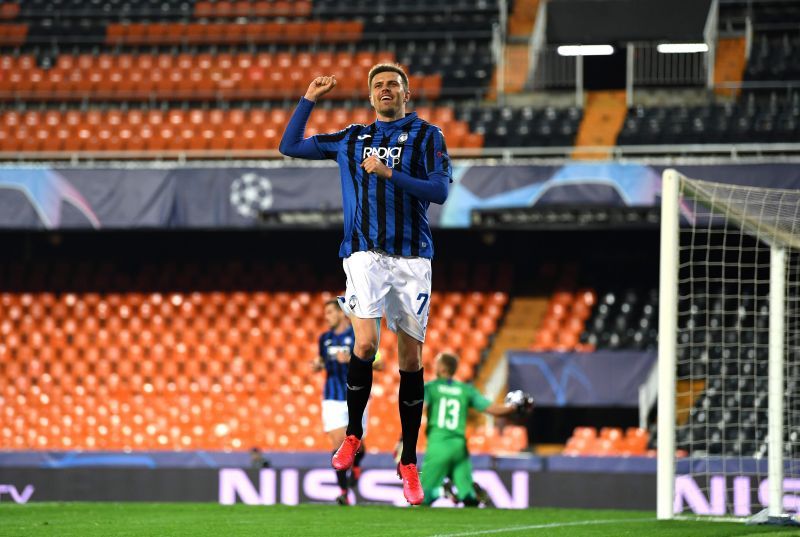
[657,169,800,523]
[657,169,679,520]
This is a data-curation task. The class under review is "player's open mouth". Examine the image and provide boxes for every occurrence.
[380,96,392,102]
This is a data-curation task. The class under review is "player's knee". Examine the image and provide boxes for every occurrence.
[354,340,378,360]
[398,353,422,372]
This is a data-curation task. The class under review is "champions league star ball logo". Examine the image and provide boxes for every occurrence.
[230,173,274,218]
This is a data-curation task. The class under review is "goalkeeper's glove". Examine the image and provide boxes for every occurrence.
[504,390,535,416]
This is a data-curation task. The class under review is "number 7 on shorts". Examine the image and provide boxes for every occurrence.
[416,292,429,316]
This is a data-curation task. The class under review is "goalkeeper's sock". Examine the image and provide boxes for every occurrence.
[345,353,373,439]
[398,368,424,465]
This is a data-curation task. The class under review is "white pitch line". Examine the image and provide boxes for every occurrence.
[428,517,657,537]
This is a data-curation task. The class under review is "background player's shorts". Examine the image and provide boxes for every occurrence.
[322,399,368,434]
[341,250,431,342]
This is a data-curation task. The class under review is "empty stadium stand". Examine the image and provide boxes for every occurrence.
[526,285,658,353]
[1,0,799,157]
[616,0,800,148]
[579,289,658,351]
[562,426,651,457]
[0,0,508,156]
[459,104,582,148]
[0,258,514,453]
[648,279,800,459]
[617,92,800,146]
[529,289,595,352]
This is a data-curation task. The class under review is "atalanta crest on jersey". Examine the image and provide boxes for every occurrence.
[397,132,408,145]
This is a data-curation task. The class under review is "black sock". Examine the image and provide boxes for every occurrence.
[398,368,424,465]
[332,450,349,489]
[345,353,373,439]
[353,446,365,468]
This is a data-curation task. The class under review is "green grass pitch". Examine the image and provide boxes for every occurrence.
[1,504,797,537]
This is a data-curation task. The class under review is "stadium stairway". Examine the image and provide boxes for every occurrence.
[486,0,540,101]
[676,379,706,427]
[572,90,627,159]
[507,0,539,38]
[487,44,530,101]
[714,36,748,97]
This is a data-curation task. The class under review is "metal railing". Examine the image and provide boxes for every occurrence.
[3,142,800,165]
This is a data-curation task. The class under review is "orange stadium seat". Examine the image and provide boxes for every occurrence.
[0,23,26,46]
[194,0,213,17]
[0,3,20,19]
[0,269,505,451]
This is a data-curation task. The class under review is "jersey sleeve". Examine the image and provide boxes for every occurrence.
[389,124,452,205]
[279,98,349,161]
[424,382,431,404]
[318,334,326,361]
[424,126,453,184]
[312,127,351,161]
[468,384,491,412]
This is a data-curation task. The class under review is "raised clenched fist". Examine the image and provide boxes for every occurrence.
[304,76,337,102]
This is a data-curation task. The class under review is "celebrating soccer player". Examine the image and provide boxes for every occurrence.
[280,64,452,505]
[421,352,532,506]
[312,299,382,505]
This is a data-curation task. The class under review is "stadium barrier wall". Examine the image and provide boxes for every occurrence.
[0,466,654,509]
[1,162,799,229]
[3,464,798,514]
[3,452,798,513]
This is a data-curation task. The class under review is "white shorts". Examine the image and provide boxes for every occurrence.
[340,250,432,342]
[322,399,368,435]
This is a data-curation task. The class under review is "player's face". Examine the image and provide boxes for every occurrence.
[324,304,343,329]
[369,71,409,119]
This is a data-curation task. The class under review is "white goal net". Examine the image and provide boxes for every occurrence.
[657,169,800,522]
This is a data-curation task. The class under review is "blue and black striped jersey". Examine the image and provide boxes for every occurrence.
[310,111,452,259]
[319,327,355,401]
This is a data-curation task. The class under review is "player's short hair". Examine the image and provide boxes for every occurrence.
[437,352,458,376]
[367,63,409,92]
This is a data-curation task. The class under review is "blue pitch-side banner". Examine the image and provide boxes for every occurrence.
[507,350,657,407]
[0,162,799,229]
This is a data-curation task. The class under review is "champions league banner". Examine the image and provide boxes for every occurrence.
[0,162,799,229]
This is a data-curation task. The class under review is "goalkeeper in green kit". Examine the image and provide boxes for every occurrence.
[420,352,534,506]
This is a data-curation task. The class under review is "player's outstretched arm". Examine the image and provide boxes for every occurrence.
[482,390,535,417]
[279,76,336,159]
[484,402,518,417]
